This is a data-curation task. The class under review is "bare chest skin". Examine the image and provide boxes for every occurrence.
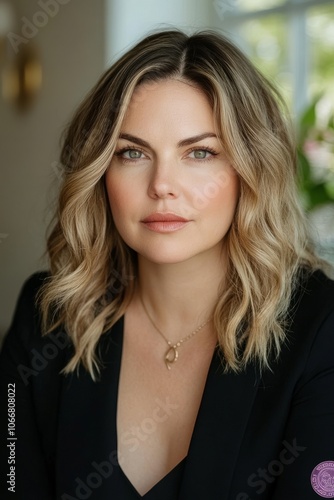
[116,306,217,496]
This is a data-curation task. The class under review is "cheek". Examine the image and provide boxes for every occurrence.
[105,172,131,218]
[105,173,136,246]
[206,174,239,239]
[214,185,239,224]
[224,173,240,213]
[210,177,239,239]
[192,169,239,217]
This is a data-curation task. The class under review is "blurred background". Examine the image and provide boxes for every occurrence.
[0,0,333,340]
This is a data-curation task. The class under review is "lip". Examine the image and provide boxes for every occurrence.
[141,212,191,233]
[141,212,189,223]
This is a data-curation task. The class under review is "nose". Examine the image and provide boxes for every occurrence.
[147,160,179,200]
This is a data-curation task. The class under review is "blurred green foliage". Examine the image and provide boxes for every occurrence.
[297,96,334,211]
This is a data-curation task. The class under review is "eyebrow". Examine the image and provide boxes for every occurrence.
[118,132,218,148]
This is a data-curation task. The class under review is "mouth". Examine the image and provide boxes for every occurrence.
[141,212,191,233]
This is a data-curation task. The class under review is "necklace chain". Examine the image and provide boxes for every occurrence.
[139,294,212,370]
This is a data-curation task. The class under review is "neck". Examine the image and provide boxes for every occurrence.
[135,247,227,339]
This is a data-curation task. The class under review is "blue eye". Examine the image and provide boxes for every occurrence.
[123,149,143,159]
[114,147,146,161]
[189,148,217,160]
[192,150,209,159]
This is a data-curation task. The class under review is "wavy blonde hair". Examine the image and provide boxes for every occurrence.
[39,29,323,380]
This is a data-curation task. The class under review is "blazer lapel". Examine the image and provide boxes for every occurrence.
[179,350,260,499]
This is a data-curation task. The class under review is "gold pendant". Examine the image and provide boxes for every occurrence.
[165,345,178,370]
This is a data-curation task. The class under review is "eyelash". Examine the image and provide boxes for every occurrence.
[189,147,218,161]
[114,145,147,162]
[114,145,219,163]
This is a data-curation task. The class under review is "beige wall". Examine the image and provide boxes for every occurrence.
[0,0,105,339]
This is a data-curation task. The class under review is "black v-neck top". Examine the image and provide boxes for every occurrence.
[120,458,186,498]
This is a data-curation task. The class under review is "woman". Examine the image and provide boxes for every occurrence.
[1,29,334,500]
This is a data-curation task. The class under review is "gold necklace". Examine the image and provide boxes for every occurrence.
[139,295,212,370]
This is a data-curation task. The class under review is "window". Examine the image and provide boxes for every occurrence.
[215,0,334,117]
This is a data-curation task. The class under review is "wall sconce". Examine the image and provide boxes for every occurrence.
[0,1,42,112]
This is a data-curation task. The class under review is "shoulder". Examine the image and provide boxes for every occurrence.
[15,271,50,309]
[297,267,334,300]
[257,269,334,394]
[293,268,334,370]
[295,267,334,301]
[291,268,334,335]
[266,268,334,384]
[0,272,71,385]
[4,271,50,345]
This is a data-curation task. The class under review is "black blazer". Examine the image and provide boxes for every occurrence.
[1,270,334,500]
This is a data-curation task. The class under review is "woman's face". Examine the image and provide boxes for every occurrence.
[106,79,239,265]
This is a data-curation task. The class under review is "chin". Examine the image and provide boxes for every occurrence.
[135,246,196,265]
[141,254,191,265]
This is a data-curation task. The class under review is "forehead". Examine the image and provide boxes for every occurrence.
[119,79,217,137]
